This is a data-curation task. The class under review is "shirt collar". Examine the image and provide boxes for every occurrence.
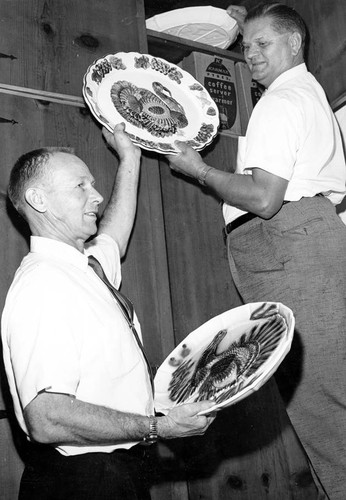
[30,236,89,271]
[267,63,307,92]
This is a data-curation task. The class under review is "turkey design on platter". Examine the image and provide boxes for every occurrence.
[110,80,188,138]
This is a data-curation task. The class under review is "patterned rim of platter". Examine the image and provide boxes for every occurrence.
[154,302,295,416]
[82,52,220,155]
[146,6,239,49]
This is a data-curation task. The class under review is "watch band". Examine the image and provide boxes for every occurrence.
[197,165,213,186]
[143,415,158,444]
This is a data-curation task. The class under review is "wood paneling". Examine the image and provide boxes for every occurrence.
[286,0,346,104]
[0,0,147,96]
[159,135,241,342]
[121,152,175,365]
[181,383,318,499]
[0,419,25,500]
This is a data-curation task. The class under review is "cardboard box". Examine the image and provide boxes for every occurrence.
[181,52,242,137]
[235,61,263,133]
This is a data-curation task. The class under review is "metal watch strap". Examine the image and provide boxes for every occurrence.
[143,415,158,444]
[197,165,213,186]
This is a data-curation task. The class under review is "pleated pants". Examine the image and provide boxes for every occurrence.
[226,196,346,500]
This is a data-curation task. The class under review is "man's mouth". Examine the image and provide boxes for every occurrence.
[85,212,97,219]
[251,61,266,71]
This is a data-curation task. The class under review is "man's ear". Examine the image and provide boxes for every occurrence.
[289,31,302,56]
[25,188,47,213]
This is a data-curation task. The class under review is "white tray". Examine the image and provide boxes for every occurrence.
[154,302,295,415]
[146,6,239,49]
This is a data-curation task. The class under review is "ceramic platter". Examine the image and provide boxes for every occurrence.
[83,52,219,155]
[146,6,239,49]
[154,302,295,415]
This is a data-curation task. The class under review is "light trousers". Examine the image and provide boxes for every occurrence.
[226,196,346,500]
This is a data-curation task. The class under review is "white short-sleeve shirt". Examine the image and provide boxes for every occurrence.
[223,64,346,224]
[1,234,154,455]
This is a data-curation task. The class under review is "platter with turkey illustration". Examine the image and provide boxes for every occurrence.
[154,302,295,415]
[83,52,219,154]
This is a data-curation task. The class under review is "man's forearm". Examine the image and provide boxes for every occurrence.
[98,124,141,257]
[98,158,140,256]
[197,166,288,219]
[24,392,215,447]
[24,392,150,446]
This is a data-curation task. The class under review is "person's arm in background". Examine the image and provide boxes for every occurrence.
[227,4,247,34]
[97,123,141,258]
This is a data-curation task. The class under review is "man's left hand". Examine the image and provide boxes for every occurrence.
[103,123,141,163]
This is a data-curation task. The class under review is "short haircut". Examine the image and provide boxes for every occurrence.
[245,2,307,50]
[8,146,73,217]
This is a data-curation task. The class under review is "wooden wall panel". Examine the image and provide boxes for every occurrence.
[285,0,346,104]
[121,152,175,366]
[159,136,241,343]
[0,419,24,500]
[183,384,318,499]
[0,0,147,96]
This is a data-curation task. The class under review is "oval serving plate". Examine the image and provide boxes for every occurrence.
[146,6,239,49]
[83,52,219,155]
[154,302,295,415]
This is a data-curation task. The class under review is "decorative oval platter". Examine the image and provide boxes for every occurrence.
[83,52,219,155]
[154,302,295,415]
[146,6,239,49]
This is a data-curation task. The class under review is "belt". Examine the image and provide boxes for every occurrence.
[223,211,258,241]
[222,194,324,242]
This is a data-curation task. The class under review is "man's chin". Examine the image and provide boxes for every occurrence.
[85,224,98,239]
[250,71,263,84]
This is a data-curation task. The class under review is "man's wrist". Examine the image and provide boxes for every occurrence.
[142,415,158,444]
[197,165,213,186]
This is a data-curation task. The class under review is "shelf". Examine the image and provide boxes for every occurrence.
[146,28,244,64]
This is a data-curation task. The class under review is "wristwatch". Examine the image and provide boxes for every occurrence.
[143,415,158,445]
[197,165,213,186]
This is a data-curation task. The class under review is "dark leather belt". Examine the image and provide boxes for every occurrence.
[223,194,324,242]
[223,211,258,240]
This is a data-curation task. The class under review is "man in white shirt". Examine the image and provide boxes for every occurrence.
[165,3,346,498]
[1,124,216,499]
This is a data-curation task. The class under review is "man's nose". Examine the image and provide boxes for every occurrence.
[246,44,260,59]
[91,187,104,205]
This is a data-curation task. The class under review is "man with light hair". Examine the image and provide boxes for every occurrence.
[2,124,216,499]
